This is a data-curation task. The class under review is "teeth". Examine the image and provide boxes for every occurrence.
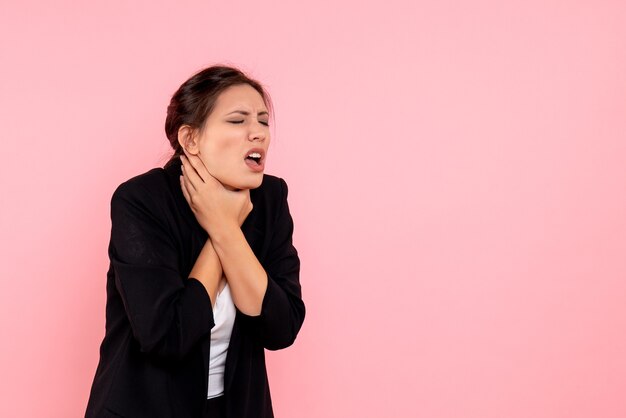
[247,152,261,158]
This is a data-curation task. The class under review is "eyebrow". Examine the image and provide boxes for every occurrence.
[226,110,269,117]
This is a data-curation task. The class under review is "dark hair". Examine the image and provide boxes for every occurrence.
[163,65,272,169]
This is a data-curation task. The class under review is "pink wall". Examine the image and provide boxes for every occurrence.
[1,1,625,416]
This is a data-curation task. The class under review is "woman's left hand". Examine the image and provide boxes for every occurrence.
[179,151,253,237]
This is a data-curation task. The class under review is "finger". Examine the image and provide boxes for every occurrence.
[203,168,225,190]
[181,167,199,198]
[179,162,195,193]
[181,150,208,183]
[180,155,203,191]
[181,152,225,192]
[184,149,215,184]
[180,175,192,203]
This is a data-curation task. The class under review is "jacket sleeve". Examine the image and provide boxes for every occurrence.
[109,182,214,362]
[241,178,306,350]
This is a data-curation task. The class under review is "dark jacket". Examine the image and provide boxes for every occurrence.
[85,158,305,418]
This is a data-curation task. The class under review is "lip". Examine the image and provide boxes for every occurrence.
[243,147,266,172]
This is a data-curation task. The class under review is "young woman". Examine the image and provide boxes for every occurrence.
[85,66,305,418]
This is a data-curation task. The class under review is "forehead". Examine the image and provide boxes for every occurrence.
[214,84,267,112]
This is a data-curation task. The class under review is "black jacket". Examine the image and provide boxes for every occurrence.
[85,158,305,418]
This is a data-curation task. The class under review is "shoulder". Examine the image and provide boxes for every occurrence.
[112,167,169,200]
[250,175,295,234]
[251,174,291,213]
[255,174,287,198]
[109,167,172,218]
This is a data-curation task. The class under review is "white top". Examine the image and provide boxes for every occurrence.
[207,282,236,399]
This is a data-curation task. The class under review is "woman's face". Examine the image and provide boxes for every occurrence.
[191,84,270,190]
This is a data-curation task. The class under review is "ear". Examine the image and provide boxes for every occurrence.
[177,125,200,155]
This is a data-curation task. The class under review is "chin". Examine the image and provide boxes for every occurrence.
[222,175,263,191]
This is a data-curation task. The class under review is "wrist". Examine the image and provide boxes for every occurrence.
[210,228,246,262]
[208,222,240,244]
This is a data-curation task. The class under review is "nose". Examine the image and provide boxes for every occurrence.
[248,123,267,142]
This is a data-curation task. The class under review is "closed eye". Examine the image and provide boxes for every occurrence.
[227,119,269,126]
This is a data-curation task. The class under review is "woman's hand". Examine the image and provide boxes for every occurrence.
[180,151,267,317]
[179,151,253,236]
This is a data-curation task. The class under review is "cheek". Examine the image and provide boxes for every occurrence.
[201,137,241,171]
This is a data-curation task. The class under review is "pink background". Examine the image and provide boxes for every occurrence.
[1,1,625,417]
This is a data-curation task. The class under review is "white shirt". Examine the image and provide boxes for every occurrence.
[207,282,236,399]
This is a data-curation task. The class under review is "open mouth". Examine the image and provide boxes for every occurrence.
[245,154,262,165]
[244,149,265,172]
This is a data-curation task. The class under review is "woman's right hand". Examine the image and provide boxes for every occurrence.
[179,152,253,235]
